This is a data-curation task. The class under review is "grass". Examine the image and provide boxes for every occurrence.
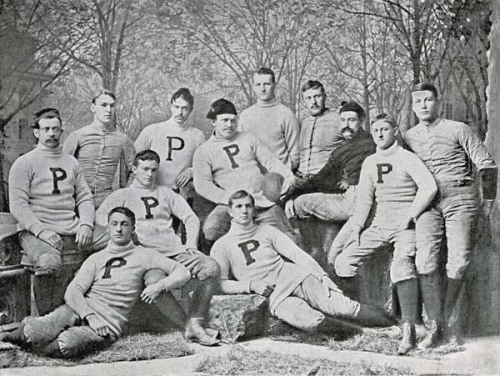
[196,345,415,375]
[270,326,465,360]
[0,329,193,368]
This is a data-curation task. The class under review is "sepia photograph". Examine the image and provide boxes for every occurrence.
[0,0,499,374]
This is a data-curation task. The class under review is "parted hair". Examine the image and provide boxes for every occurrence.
[301,80,325,95]
[228,190,256,208]
[108,206,136,226]
[92,90,116,104]
[412,82,439,99]
[254,67,276,83]
[133,149,161,166]
[171,87,194,108]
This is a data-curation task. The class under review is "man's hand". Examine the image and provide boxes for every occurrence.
[336,179,349,192]
[87,314,111,337]
[347,225,362,246]
[141,282,164,304]
[75,225,93,249]
[285,199,295,218]
[280,176,295,198]
[250,281,275,297]
[320,275,343,297]
[38,229,63,251]
[175,169,193,188]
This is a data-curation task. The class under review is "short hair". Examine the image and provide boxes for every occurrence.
[412,82,439,99]
[228,190,255,208]
[371,113,398,128]
[108,206,136,226]
[92,90,116,104]
[134,149,160,166]
[301,80,325,96]
[254,67,275,83]
[31,108,62,129]
[171,87,194,108]
[340,101,365,121]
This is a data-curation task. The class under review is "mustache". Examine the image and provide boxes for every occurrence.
[341,126,354,134]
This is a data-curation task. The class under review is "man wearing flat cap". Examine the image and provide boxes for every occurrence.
[9,108,109,314]
[193,98,296,250]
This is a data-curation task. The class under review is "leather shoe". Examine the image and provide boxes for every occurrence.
[398,322,416,355]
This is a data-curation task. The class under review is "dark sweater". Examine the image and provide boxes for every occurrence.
[292,130,376,197]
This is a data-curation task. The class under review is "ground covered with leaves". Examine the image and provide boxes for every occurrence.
[196,345,414,375]
[0,330,192,368]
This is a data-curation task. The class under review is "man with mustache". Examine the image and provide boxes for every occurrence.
[193,98,296,250]
[9,108,110,315]
[63,91,136,208]
[134,88,205,201]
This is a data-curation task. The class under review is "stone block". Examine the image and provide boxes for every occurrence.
[206,294,269,343]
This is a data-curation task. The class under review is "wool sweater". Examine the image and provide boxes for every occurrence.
[292,130,376,197]
[193,131,294,208]
[9,144,94,236]
[239,99,300,170]
[134,118,206,189]
[353,142,437,230]
[65,241,190,336]
[63,123,135,194]
[298,108,343,175]
[211,223,326,314]
[96,181,199,256]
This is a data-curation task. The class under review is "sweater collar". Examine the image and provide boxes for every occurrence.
[106,241,136,254]
[229,221,259,236]
[35,143,62,154]
[256,98,278,108]
[377,140,399,155]
[130,180,157,190]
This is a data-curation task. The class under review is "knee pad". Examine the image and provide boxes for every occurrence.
[36,253,62,274]
[144,269,167,286]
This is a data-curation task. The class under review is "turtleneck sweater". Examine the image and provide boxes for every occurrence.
[239,98,300,170]
[9,143,94,236]
[211,222,326,314]
[96,181,199,256]
[65,241,190,336]
[353,142,437,230]
[193,131,294,207]
[134,118,206,189]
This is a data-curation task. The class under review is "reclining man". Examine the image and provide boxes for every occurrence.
[210,190,395,335]
[193,98,296,250]
[97,150,220,346]
[334,114,437,354]
[8,108,109,315]
[0,207,190,358]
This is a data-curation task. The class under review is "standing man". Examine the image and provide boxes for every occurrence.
[404,83,497,348]
[0,207,190,358]
[63,91,136,208]
[193,98,296,248]
[334,114,437,354]
[296,80,343,183]
[134,88,205,199]
[210,190,395,335]
[239,67,300,170]
[9,108,109,314]
[96,150,220,346]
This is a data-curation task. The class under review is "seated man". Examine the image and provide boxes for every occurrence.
[96,150,220,346]
[285,101,375,263]
[0,207,190,358]
[334,114,437,354]
[8,108,109,314]
[193,98,296,249]
[210,190,395,335]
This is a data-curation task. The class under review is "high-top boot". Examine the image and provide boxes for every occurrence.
[398,322,416,355]
[418,273,444,349]
[443,278,464,345]
[395,279,418,354]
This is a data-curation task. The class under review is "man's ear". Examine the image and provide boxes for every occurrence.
[90,103,96,113]
[33,129,39,139]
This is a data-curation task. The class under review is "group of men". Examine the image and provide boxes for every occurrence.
[0,67,496,358]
